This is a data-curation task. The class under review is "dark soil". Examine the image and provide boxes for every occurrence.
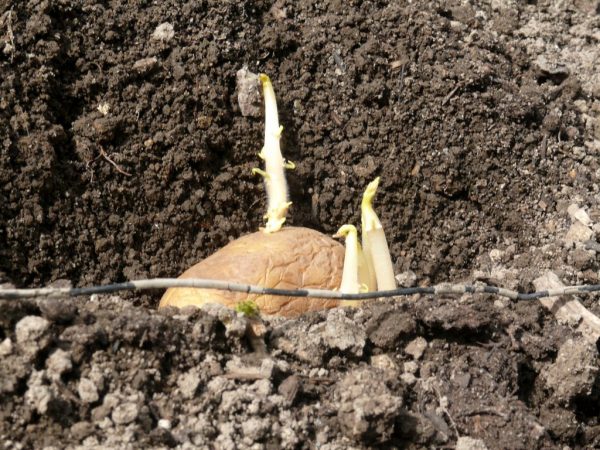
[2,0,600,448]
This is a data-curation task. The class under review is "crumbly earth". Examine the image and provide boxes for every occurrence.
[2,0,600,449]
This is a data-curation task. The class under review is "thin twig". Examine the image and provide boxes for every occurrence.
[442,83,461,106]
[99,146,132,176]
[4,8,16,62]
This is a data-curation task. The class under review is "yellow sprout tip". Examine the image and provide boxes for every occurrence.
[361,177,383,231]
[333,224,357,239]
[258,73,271,85]
[361,177,380,209]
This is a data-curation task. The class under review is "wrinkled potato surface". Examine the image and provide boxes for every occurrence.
[159,227,345,317]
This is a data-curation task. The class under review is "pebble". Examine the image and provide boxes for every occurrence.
[177,369,201,399]
[567,204,592,227]
[39,300,77,323]
[112,402,139,425]
[236,67,261,117]
[158,419,171,430]
[152,23,174,42]
[405,337,428,360]
[403,361,418,374]
[16,316,50,345]
[78,377,99,404]
[132,57,158,75]
[542,337,598,403]
[456,436,489,450]
[241,417,269,441]
[322,309,366,357]
[564,221,593,245]
[400,372,417,386]
[395,270,417,287]
[70,421,95,441]
[46,349,73,381]
[0,338,13,356]
[25,383,52,414]
[371,354,399,374]
[15,316,51,358]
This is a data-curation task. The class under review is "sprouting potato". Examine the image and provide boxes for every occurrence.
[160,227,345,317]
[160,74,396,317]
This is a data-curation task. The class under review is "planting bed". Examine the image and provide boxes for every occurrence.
[2,0,600,448]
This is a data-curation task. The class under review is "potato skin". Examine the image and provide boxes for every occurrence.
[159,227,344,317]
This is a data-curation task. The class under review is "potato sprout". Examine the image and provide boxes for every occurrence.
[361,177,397,290]
[333,224,361,294]
[252,74,294,233]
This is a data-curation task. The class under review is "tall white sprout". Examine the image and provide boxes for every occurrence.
[252,74,294,233]
[361,177,397,290]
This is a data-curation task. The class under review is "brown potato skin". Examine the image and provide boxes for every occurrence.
[159,227,344,317]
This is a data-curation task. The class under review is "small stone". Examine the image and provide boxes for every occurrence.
[405,337,427,360]
[0,338,13,356]
[251,378,272,397]
[403,361,418,374]
[570,248,594,270]
[321,309,366,357]
[91,393,119,422]
[395,270,417,287]
[92,117,120,141]
[534,55,569,80]
[152,23,174,42]
[25,383,53,415]
[177,369,201,399]
[78,377,99,404]
[241,417,269,442]
[542,337,598,403]
[15,316,51,358]
[158,418,171,430]
[259,358,276,379]
[71,421,95,441]
[456,436,489,450]
[489,249,503,263]
[39,300,77,324]
[46,349,72,381]
[400,372,417,386]
[371,354,400,374]
[452,372,471,388]
[236,67,261,117]
[132,57,158,75]
[278,375,300,405]
[112,402,139,425]
[567,204,592,227]
[564,221,593,245]
[97,102,110,116]
[16,315,50,344]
